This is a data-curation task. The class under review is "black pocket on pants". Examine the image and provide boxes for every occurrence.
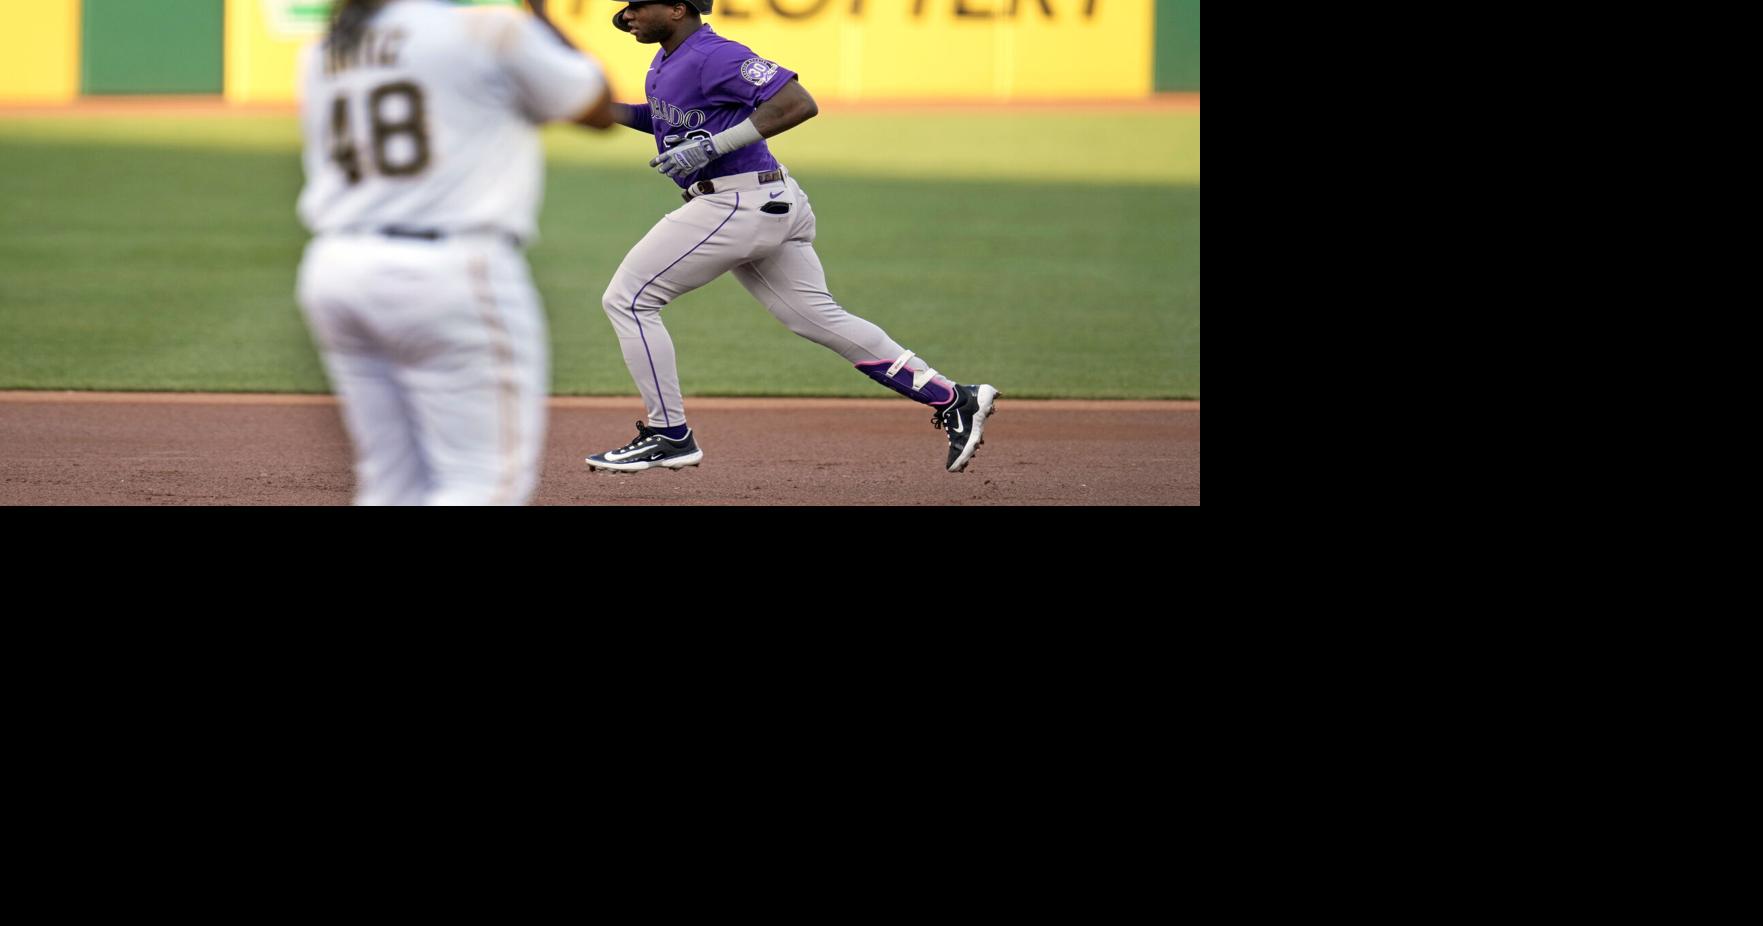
[761,201,790,215]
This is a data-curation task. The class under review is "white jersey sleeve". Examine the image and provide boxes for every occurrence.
[498,13,607,123]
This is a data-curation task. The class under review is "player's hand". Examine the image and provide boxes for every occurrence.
[650,135,720,179]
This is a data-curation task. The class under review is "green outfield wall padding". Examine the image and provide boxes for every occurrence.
[1155,0,1200,92]
[82,0,224,94]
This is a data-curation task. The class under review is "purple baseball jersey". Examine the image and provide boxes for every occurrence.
[643,26,797,188]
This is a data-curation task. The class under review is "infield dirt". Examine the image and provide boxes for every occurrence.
[0,393,1198,505]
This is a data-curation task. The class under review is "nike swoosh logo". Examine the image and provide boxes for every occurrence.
[769,191,784,199]
[605,445,654,462]
[950,413,966,435]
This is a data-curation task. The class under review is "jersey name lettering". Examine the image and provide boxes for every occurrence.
[649,96,707,130]
[325,28,409,77]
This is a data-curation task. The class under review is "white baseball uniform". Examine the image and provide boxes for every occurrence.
[296,0,605,504]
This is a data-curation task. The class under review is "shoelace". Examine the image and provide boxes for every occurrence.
[932,399,962,431]
[620,422,657,451]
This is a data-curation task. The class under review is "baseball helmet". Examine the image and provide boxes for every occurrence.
[611,0,711,33]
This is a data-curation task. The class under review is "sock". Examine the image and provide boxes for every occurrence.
[856,360,956,407]
[656,425,690,441]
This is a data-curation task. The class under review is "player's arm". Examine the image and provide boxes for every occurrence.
[749,78,818,139]
[574,87,616,129]
[521,0,615,128]
[525,0,575,50]
[500,3,613,130]
[524,0,637,132]
[650,79,817,178]
[601,102,655,134]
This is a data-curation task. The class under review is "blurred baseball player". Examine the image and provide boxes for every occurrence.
[296,0,612,504]
[583,0,998,474]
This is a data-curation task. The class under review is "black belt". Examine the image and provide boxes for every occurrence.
[681,170,784,203]
[379,227,524,248]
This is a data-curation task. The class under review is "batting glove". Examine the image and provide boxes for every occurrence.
[651,136,720,179]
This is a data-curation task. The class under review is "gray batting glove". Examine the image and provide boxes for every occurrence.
[650,136,719,179]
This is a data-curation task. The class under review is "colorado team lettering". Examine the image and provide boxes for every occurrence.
[649,96,707,129]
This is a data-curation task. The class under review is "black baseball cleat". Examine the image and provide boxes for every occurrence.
[586,422,704,472]
[935,384,999,472]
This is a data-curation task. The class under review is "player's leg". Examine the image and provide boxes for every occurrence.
[321,352,433,505]
[600,195,756,431]
[732,183,998,471]
[732,240,921,367]
[731,230,958,406]
[297,238,430,505]
[402,243,550,505]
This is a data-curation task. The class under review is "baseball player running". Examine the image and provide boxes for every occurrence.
[584,0,998,474]
[297,0,611,504]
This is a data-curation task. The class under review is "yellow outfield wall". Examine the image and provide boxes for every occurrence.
[225,0,1152,104]
[0,0,82,103]
[226,0,325,104]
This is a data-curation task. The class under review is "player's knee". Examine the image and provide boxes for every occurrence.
[602,290,632,320]
[603,279,664,319]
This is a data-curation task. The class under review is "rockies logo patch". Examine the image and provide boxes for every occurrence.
[740,58,781,87]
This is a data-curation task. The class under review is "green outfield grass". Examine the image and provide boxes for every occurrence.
[0,110,1199,398]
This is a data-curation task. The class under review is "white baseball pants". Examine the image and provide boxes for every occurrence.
[297,233,549,506]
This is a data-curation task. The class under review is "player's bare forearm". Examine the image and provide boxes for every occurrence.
[751,79,819,138]
[574,87,616,130]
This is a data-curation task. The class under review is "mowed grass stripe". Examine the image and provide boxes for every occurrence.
[0,109,1200,186]
[0,118,1198,398]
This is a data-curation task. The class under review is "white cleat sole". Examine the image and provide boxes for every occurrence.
[586,449,705,472]
[948,384,999,473]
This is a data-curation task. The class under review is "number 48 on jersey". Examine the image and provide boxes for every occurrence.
[330,81,431,184]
